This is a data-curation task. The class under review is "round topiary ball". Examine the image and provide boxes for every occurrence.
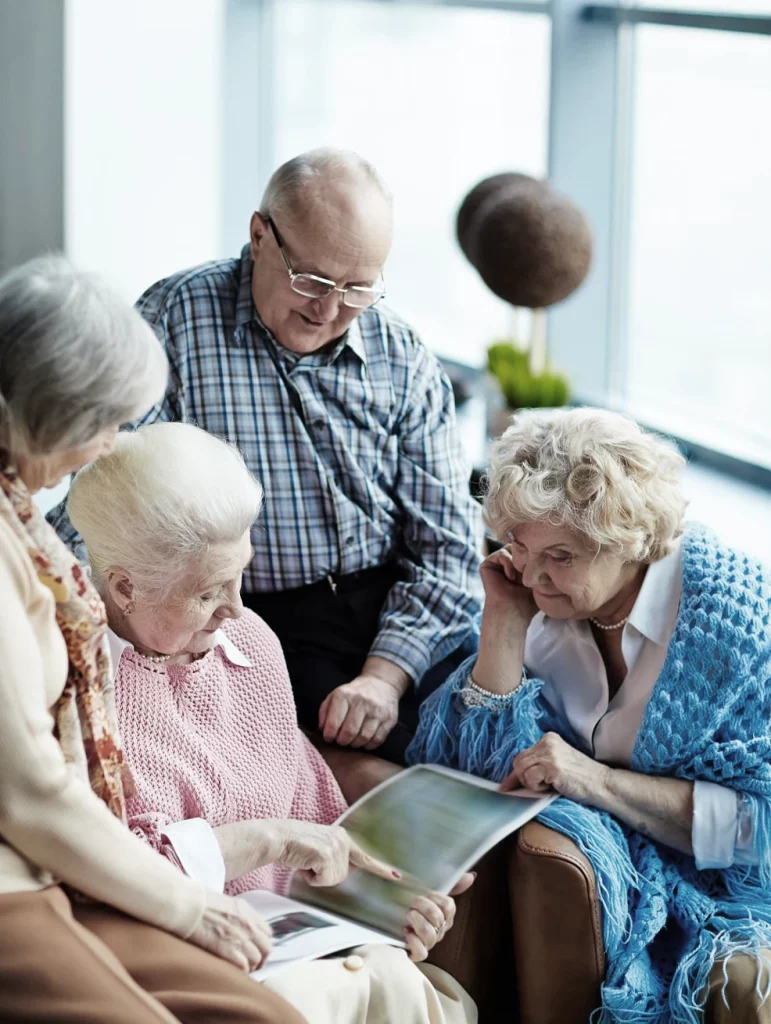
[456,173,593,308]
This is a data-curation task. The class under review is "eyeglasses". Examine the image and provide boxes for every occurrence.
[266,217,385,309]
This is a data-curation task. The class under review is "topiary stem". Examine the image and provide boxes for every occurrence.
[529,308,547,377]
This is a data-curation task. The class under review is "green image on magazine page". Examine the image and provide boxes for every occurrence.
[289,764,555,940]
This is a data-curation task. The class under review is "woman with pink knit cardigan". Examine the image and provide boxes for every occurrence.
[67,421,475,1024]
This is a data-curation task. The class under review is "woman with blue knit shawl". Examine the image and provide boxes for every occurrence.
[408,407,771,1024]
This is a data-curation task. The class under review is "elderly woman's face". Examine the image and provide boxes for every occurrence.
[17,426,119,493]
[509,521,638,620]
[126,531,253,657]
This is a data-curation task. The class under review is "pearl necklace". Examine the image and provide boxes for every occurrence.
[589,615,629,632]
[141,651,174,663]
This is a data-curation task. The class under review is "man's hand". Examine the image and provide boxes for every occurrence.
[319,657,410,750]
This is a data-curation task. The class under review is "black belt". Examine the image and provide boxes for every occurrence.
[246,562,401,602]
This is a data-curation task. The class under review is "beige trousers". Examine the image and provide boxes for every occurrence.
[265,943,477,1024]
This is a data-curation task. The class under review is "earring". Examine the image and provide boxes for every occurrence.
[123,600,135,618]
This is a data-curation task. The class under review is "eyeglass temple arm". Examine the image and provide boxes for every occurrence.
[265,217,295,275]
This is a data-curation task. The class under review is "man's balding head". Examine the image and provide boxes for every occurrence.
[249,149,393,355]
[260,148,392,226]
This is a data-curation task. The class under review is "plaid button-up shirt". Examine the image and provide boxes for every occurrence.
[51,246,483,680]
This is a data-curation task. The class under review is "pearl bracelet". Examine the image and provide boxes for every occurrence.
[460,670,527,709]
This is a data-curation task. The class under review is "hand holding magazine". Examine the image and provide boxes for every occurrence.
[247,764,554,978]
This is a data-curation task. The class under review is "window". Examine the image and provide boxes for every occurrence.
[625,25,771,465]
[269,0,551,365]
[65,0,225,301]
[635,0,771,11]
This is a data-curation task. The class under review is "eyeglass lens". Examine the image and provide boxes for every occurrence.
[290,274,382,308]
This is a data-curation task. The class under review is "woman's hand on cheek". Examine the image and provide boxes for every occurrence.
[480,547,537,625]
[500,733,611,806]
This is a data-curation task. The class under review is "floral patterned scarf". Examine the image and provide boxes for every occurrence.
[0,462,133,820]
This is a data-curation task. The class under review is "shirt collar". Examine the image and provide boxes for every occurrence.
[234,243,368,365]
[106,626,252,683]
[343,316,368,363]
[627,536,683,646]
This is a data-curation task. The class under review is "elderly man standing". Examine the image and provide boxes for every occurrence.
[51,148,482,763]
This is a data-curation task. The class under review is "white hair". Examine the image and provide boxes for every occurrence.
[484,407,687,564]
[0,255,167,458]
[68,422,263,601]
[259,147,392,222]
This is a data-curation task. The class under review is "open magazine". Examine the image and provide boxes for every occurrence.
[247,764,555,979]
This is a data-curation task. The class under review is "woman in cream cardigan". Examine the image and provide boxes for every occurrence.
[0,257,303,1023]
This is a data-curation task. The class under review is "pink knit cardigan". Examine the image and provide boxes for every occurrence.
[114,610,348,896]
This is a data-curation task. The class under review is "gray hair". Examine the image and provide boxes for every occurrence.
[484,407,687,564]
[259,147,392,222]
[0,255,167,459]
[68,422,263,602]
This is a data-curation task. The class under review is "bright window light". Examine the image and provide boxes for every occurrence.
[625,25,771,465]
[271,0,551,365]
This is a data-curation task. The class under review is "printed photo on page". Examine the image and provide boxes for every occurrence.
[246,890,403,980]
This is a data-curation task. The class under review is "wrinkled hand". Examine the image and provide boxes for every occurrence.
[500,732,609,805]
[271,820,401,888]
[480,546,538,625]
[404,873,475,962]
[188,889,273,972]
[319,674,401,750]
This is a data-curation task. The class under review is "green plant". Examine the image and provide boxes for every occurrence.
[487,340,569,410]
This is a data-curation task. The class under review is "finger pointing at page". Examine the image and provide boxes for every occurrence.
[348,840,402,882]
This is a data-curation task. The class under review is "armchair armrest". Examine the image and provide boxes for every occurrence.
[509,821,604,1024]
[427,836,516,1022]
[313,743,403,804]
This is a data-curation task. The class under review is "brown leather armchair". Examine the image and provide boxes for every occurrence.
[318,746,605,1024]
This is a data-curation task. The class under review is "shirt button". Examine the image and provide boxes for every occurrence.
[343,954,364,971]
[346,536,355,545]
[313,419,325,430]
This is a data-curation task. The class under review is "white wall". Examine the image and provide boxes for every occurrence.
[64,0,226,301]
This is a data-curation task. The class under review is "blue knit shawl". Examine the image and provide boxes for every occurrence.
[408,525,771,1022]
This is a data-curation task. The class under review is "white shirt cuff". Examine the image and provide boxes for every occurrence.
[733,794,758,865]
[160,818,227,892]
[692,781,740,869]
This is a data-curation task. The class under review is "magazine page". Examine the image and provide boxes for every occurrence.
[290,764,555,939]
[244,890,404,980]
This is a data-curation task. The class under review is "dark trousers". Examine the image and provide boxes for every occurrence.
[243,564,471,764]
